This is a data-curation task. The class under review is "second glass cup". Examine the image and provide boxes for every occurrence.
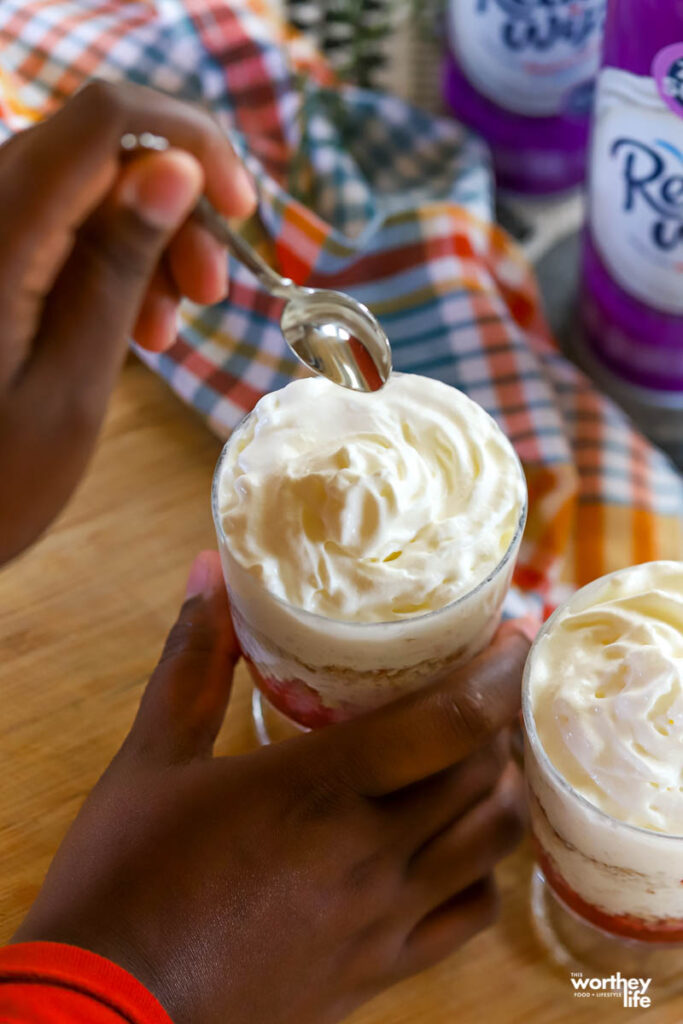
[523,563,683,993]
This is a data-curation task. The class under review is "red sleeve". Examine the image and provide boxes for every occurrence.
[0,942,173,1023]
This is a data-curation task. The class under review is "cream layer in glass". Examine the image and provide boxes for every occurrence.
[524,561,683,940]
[213,373,527,728]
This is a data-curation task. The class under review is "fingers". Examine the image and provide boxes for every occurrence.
[391,766,522,979]
[394,878,499,982]
[325,620,531,798]
[133,261,181,353]
[380,735,510,852]
[406,761,525,919]
[167,218,229,306]
[25,147,198,410]
[37,146,201,370]
[1,150,202,555]
[0,79,256,384]
[1,78,255,264]
[125,551,240,764]
[72,79,257,217]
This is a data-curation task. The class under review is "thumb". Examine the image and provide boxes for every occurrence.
[127,550,240,764]
[28,148,203,416]
[4,150,203,566]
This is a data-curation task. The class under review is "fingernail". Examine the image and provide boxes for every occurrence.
[234,162,258,211]
[155,297,179,351]
[121,150,203,230]
[211,251,229,303]
[185,552,214,599]
[515,614,543,644]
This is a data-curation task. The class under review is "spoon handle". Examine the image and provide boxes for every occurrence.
[194,196,295,300]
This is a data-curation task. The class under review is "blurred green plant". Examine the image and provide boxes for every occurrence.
[288,0,443,87]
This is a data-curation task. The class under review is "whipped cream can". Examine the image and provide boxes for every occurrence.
[581,0,683,411]
[443,0,607,195]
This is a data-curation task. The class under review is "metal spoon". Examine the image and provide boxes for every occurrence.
[121,132,392,392]
[193,197,392,392]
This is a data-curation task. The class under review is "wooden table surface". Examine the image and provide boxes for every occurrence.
[0,359,680,1024]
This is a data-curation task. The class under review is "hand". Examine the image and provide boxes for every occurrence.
[14,551,530,1024]
[0,81,256,565]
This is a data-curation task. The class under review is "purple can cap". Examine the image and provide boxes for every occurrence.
[603,0,683,76]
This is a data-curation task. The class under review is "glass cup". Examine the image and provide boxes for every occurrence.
[523,575,683,994]
[212,409,527,743]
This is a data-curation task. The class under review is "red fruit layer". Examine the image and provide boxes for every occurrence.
[246,659,350,729]
[535,841,683,944]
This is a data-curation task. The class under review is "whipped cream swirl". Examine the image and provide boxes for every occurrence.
[529,562,683,833]
[217,374,525,623]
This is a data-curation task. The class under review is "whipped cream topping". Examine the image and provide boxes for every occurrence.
[529,562,683,834]
[217,374,525,623]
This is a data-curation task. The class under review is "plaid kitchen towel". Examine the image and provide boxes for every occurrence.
[0,0,680,613]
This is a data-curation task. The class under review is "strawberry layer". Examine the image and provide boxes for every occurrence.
[535,842,683,944]
[246,660,351,729]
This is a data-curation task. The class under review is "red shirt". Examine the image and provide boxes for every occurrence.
[0,943,172,1023]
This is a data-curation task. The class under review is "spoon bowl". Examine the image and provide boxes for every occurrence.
[280,287,392,392]
[192,197,393,393]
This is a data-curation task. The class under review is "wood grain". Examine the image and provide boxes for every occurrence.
[0,360,678,1023]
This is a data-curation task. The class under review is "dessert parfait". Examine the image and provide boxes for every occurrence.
[524,561,683,969]
[212,373,527,730]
